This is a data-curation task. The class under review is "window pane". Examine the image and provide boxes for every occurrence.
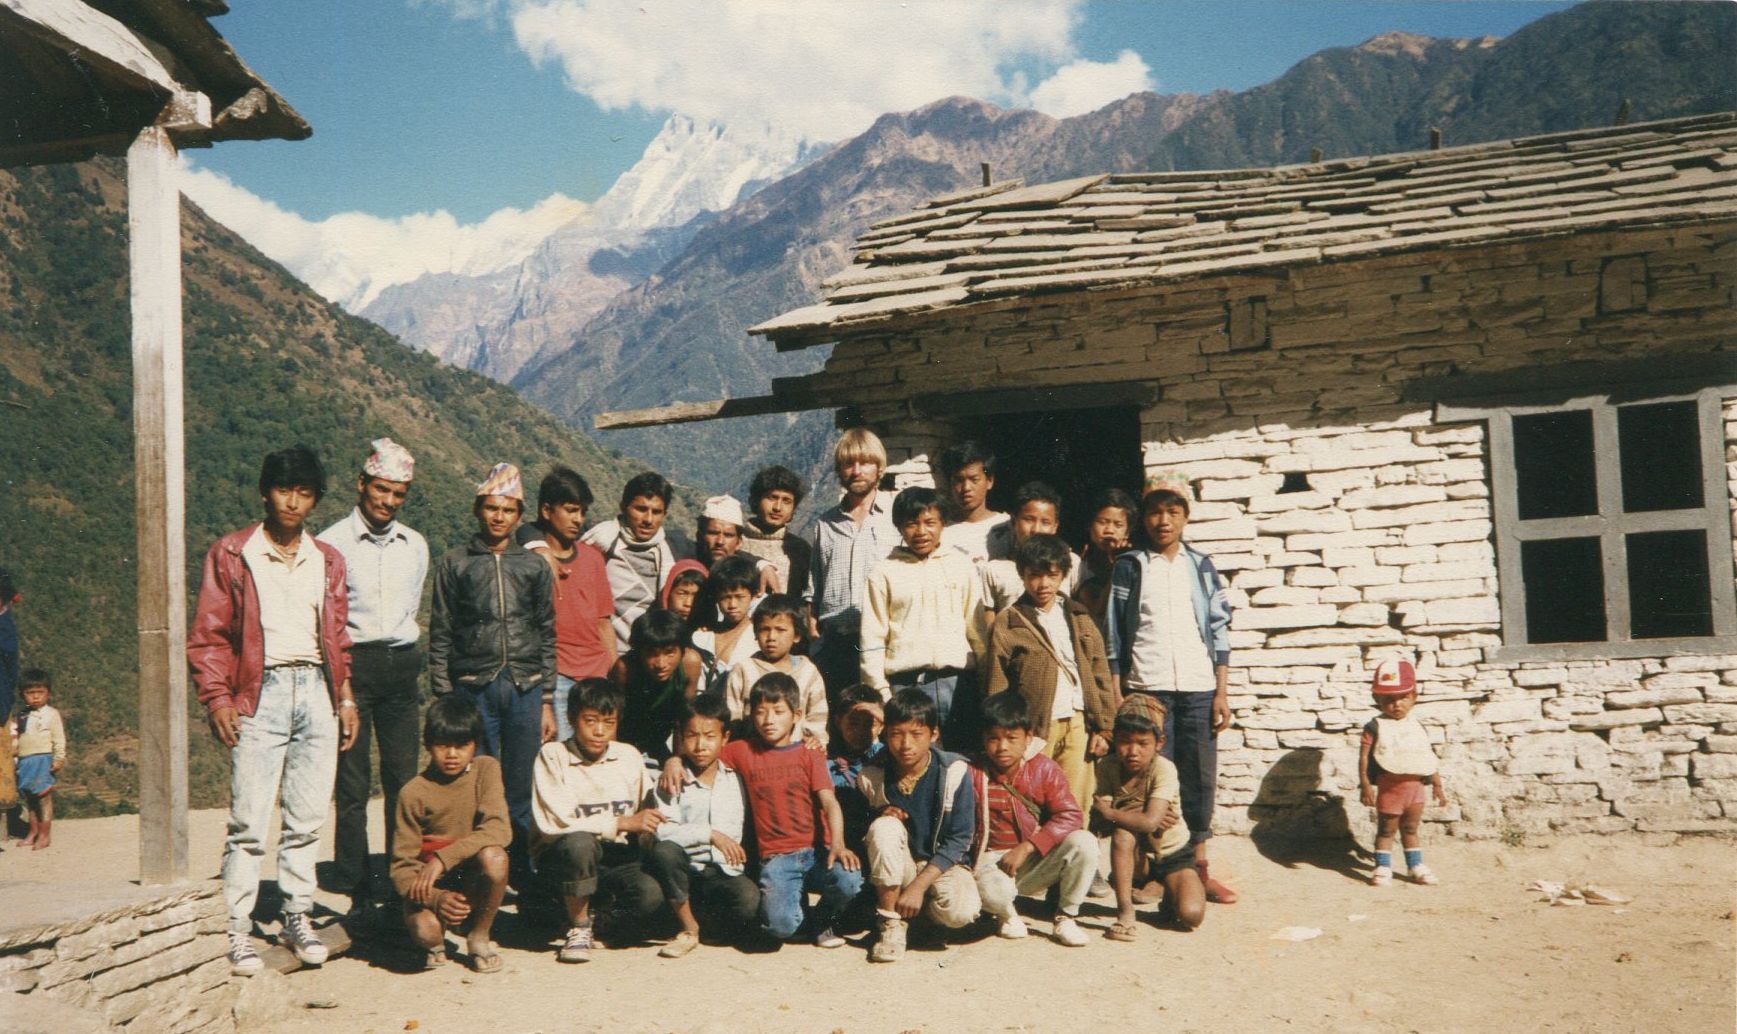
[1618,400,1703,513]
[1521,537,1606,643]
[1512,411,1598,520]
[1627,530,1714,639]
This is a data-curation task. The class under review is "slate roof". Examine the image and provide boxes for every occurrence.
[751,112,1737,346]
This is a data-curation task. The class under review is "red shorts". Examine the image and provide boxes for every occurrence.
[1375,773,1429,816]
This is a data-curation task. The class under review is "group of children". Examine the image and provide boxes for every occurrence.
[388,431,1450,969]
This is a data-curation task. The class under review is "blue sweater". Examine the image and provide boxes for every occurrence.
[1105,545,1233,675]
[881,747,976,872]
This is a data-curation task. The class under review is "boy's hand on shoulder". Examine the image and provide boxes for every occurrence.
[828,842,861,872]
[1360,784,1377,808]
[411,856,446,904]
[801,730,824,751]
[619,808,666,835]
[879,805,909,823]
[710,831,748,868]
[658,756,687,798]
[997,842,1035,876]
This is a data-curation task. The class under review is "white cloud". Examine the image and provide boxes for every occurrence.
[179,162,587,311]
[503,0,1085,140]
[1028,50,1155,118]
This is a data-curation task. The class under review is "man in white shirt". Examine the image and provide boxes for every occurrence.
[317,438,429,915]
[936,440,1008,565]
[1104,480,1237,905]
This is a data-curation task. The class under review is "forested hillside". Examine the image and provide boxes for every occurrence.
[0,159,689,813]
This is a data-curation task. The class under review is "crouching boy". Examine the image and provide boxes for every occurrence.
[531,678,666,962]
[720,673,862,946]
[391,696,511,972]
[971,692,1094,947]
[1092,695,1204,940]
[857,689,980,963]
[643,693,761,957]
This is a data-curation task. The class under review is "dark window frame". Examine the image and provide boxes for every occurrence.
[1450,387,1735,662]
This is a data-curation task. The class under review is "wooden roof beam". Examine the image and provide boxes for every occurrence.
[593,389,833,430]
[1,0,180,95]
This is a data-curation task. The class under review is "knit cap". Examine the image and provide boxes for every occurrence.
[1143,471,1192,500]
[702,494,746,528]
[362,437,415,482]
[476,462,523,501]
[1117,693,1168,730]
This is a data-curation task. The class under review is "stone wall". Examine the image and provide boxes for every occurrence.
[832,221,1737,839]
[1,883,249,1034]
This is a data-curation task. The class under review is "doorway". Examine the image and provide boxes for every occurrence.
[967,405,1144,548]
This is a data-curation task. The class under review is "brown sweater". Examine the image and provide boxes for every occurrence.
[390,755,512,898]
[985,596,1118,741]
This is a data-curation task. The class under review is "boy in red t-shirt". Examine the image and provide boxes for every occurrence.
[720,672,862,946]
[519,467,617,742]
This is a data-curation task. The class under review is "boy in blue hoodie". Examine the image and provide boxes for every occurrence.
[856,689,979,963]
[1105,481,1237,905]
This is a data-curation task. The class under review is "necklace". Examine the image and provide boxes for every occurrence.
[895,751,932,796]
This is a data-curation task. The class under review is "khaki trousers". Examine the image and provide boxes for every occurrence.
[1047,711,1093,816]
[864,816,981,928]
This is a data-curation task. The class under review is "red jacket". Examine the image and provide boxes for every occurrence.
[188,524,353,716]
[969,751,1083,860]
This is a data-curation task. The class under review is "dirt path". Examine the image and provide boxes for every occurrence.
[4,812,1731,1034]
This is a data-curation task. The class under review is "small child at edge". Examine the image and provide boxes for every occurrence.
[1359,658,1449,887]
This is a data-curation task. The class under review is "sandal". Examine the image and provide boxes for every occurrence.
[1106,921,1139,942]
[423,947,447,970]
[465,947,503,974]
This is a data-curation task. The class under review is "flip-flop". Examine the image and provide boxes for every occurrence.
[423,947,446,970]
[466,948,503,974]
[1106,921,1139,942]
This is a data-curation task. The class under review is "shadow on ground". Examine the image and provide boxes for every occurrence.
[1248,748,1372,883]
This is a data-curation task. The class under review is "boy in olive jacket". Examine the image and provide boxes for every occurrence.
[984,534,1117,816]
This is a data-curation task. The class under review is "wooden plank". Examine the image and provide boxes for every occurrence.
[912,381,1160,418]
[0,0,180,94]
[593,391,830,430]
[128,126,189,886]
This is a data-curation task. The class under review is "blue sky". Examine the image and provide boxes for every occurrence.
[201,1,1571,222]
[181,1,1574,311]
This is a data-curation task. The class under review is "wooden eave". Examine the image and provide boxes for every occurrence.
[0,0,308,167]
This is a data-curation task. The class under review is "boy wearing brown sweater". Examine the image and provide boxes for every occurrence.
[391,696,512,973]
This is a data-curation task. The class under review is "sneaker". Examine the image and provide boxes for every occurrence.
[1410,863,1440,886]
[1371,865,1393,887]
[558,925,594,963]
[658,930,699,959]
[1087,875,1112,899]
[996,916,1028,940]
[869,915,906,963]
[1052,915,1089,948]
[814,927,846,949]
[279,912,328,966]
[227,932,263,977]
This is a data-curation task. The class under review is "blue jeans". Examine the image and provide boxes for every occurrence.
[223,666,338,932]
[553,674,578,744]
[1148,689,1217,845]
[463,670,544,843]
[757,847,864,941]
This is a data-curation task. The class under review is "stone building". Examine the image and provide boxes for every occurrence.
[609,112,1737,839]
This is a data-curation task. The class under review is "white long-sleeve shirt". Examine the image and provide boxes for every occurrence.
[859,547,988,693]
[531,739,651,844]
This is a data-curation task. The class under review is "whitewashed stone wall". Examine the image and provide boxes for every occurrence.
[836,222,1737,838]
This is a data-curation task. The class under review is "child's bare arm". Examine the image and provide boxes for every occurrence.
[1358,729,1377,807]
[1432,772,1449,807]
[816,788,860,870]
[1093,792,1166,835]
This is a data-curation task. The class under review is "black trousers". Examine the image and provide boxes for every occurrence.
[538,833,663,929]
[642,839,760,935]
[332,643,423,895]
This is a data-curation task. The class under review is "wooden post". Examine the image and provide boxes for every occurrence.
[128,125,189,885]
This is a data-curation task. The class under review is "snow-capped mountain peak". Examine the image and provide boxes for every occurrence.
[591,115,825,231]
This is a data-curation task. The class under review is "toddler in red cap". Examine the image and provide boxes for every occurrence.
[1358,658,1449,886]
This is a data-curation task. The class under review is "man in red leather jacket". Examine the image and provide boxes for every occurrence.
[189,445,359,977]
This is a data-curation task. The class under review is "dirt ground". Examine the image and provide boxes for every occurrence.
[3,806,1732,1034]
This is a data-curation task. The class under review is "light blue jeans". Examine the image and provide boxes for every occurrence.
[222,666,339,933]
[758,846,864,941]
